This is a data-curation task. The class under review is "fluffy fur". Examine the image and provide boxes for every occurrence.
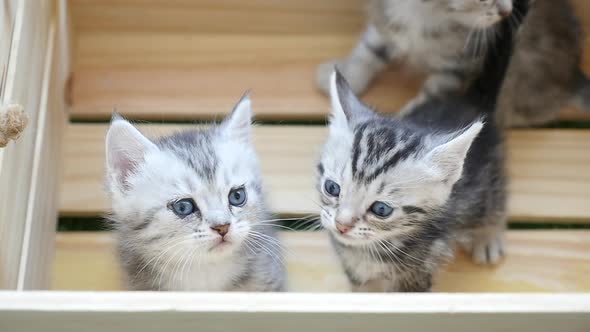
[317,1,528,292]
[105,95,285,291]
[316,0,589,127]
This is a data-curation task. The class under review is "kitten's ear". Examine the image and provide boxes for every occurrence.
[105,116,157,188]
[328,70,373,131]
[423,121,483,185]
[221,92,252,143]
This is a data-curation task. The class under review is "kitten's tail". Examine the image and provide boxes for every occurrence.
[571,71,590,112]
[465,0,530,113]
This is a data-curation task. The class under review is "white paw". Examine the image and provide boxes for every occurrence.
[316,59,371,96]
[316,59,345,95]
[470,236,505,265]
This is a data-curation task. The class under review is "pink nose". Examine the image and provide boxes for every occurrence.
[335,223,353,234]
[498,6,512,17]
[211,224,230,237]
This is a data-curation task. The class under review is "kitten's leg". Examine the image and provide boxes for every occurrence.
[399,69,466,116]
[396,273,433,292]
[351,279,391,292]
[316,24,394,95]
[461,222,506,265]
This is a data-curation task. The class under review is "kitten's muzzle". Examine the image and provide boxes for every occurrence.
[496,1,512,17]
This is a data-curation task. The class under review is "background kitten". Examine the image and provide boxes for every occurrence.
[317,0,527,292]
[498,0,589,127]
[105,95,285,291]
[316,0,589,127]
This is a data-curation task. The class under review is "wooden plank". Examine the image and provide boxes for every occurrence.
[0,0,52,290]
[60,124,590,222]
[69,0,367,34]
[1,293,590,332]
[52,231,590,292]
[67,0,590,120]
[18,0,71,290]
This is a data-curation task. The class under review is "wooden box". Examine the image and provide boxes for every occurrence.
[0,0,589,330]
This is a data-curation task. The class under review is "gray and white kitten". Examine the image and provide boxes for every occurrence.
[105,95,285,291]
[318,72,504,292]
[316,2,526,291]
[316,0,590,127]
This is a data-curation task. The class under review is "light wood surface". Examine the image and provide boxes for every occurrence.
[60,124,590,222]
[67,0,590,121]
[52,231,590,292]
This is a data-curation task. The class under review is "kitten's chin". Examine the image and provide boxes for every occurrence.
[330,230,375,247]
[208,238,239,255]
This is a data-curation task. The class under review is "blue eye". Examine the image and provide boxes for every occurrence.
[324,180,340,197]
[229,187,247,207]
[171,198,196,217]
[370,201,394,218]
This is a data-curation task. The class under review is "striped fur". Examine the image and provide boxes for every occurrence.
[317,3,528,291]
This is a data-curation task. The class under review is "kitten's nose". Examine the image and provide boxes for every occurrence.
[335,222,353,234]
[498,8,511,17]
[211,224,230,237]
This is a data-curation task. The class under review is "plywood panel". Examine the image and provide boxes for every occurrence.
[67,0,590,120]
[60,125,590,222]
[52,231,590,292]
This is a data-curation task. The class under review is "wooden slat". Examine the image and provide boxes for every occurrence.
[3,293,590,332]
[68,0,590,121]
[18,0,71,290]
[59,124,590,222]
[0,0,53,290]
[52,231,590,292]
[70,0,367,34]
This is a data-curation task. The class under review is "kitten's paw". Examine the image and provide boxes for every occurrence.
[470,235,505,265]
[316,59,344,95]
[316,59,370,96]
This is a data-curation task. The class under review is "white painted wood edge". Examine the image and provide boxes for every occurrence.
[1,292,589,313]
[17,21,55,290]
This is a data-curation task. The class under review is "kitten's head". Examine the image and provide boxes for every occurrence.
[445,0,513,28]
[105,94,265,261]
[318,72,482,246]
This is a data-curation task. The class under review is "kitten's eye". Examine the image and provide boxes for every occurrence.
[228,187,247,207]
[324,180,341,197]
[370,201,394,218]
[171,198,197,217]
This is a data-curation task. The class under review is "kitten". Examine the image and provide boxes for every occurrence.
[105,95,285,291]
[316,0,589,127]
[317,1,528,292]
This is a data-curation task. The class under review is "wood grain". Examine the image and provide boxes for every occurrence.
[60,124,590,222]
[67,0,590,121]
[52,231,590,292]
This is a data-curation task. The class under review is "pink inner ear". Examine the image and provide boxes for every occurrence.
[110,149,140,189]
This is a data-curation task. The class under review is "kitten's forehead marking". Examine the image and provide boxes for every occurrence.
[156,129,219,182]
[350,120,421,184]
